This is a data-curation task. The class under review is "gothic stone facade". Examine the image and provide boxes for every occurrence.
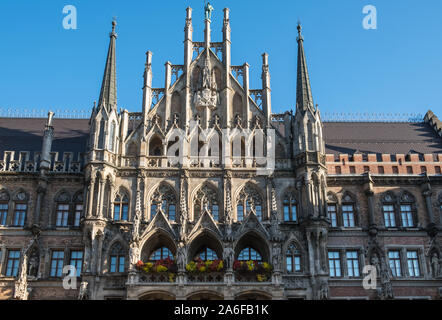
[0,7,441,300]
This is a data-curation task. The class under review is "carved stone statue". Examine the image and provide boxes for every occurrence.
[318,280,329,300]
[431,253,440,278]
[194,57,219,110]
[272,243,282,271]
[370,253,380,276]
[78,281,89,300]
[205,2,214,20]
[223,243,234,270]
[14,253,29,300]
[177,242,187,272]
[27,250,39,278]
[129,241,140,269]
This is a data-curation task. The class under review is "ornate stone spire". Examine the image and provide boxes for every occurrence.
[98,20,118,111]
[296,24,314,112]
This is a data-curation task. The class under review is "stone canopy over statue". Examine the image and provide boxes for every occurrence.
[205,2,214,20]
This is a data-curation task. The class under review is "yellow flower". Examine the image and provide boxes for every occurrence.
[199,266,207,272]
[217,260,224,271]
[156,265,168,273]
[186,261,196,272]
[257,274,267,282]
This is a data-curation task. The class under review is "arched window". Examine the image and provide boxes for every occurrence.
[236,184,263,221]
[399,192,416,227]
[283,192,298,222]
[109,243,126,273]
[150,184,177,221]
[238,247,262,261]
[381,192,396,228]
[341,193,356,228]
[13,191,28,227]
[108,121,116,152]
[98,119,106,149]
[193,184,219,221]
[196,247,218,261]
[149,136,163,156]
[113,192,129,221]
[171,92,181,123]
[149,247,174,261]
[55,191,71,227]
[286,243,301,272]
[0,190,10,226]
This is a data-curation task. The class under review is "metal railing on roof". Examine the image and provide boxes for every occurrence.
[0,108,90,119]
[321,112,424,123]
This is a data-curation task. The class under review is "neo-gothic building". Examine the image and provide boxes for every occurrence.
[0,7,441,300]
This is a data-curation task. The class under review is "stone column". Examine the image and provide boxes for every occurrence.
[86,177,95,218]
[33,185,46,227]
[97,179,105,219]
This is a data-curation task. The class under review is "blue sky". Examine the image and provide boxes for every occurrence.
[0,0,441,118]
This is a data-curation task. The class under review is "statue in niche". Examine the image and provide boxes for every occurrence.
[431,253,440,278]
[78,281,89,300]
[193,57,219,110]
[223,243,234,270]
[27,249,39,278]
[177,242,187,272]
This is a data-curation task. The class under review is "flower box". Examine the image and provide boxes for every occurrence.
[186,258,225,273]
[233,260,273,282]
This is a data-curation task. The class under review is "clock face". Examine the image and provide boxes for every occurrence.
[17,192,26,201]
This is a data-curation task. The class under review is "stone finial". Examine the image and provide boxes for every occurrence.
[46,111,54,127]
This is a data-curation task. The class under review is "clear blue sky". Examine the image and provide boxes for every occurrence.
[0,0,441,117]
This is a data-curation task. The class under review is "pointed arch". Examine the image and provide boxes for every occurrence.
[235,182,264,221]
[187,230,223,262]
[192,182,221,222]
[112,187,130,221]
[282,188,298,222]
[107,241,128,273]
[148,134,163,156]
[171,91,182,125]
[140,229,177,262]
[149,182,177,221]
[235,230,270,262]
[233,93,245,126]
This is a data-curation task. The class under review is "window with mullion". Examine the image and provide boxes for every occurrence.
[346,251,360,277]
[6,250,20,277]
[328,251,341,277]
[69,251,83,277]
[383,205,396,227]
[238,247,262,261]
[50,251,65,277]
[283,196,298,222]
[388,251,402,277]
[286,244,301,273]
[114,197,129,222]
[13,203,27,227]
[406,251,420,277]
[197,247,218,261]
[0,203,8,226]
[342,204,355,228]
[110,255,125,273]
[56,204,70,227]
[74,204,83,227]
[237,204,245,222]
[400,205,414,227]
[327,205,338,227]
[149,247,174,261]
